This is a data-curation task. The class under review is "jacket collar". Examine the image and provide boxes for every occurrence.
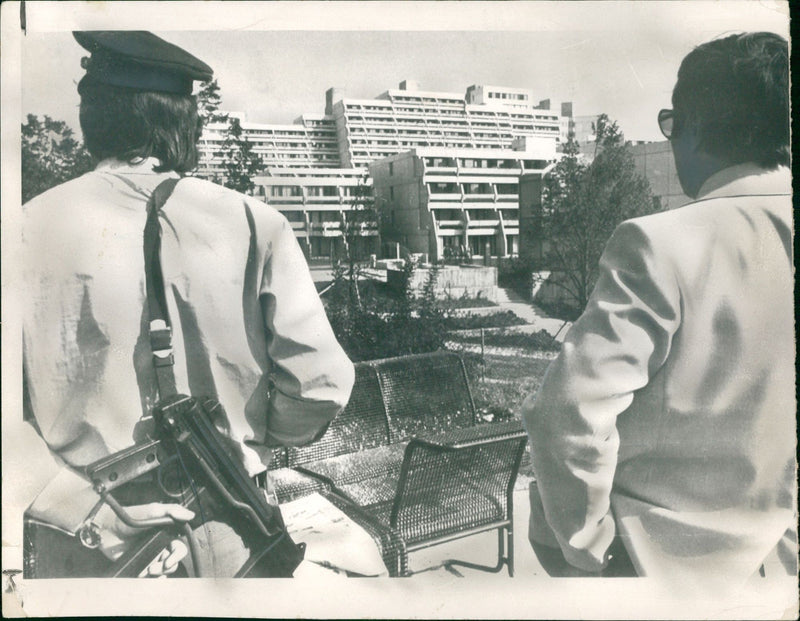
[95,157,178,177]
[697,163,792,201]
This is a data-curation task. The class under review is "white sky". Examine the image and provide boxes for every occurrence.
[19,2,790,143]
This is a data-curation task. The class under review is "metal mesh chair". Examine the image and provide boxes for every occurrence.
[278,352,527,576]
[323,490,407,577]
[297,443,407,505]
[271,466,331,504]
[381,420,527,576]
[372,351,478,442]
[300,420,527,576]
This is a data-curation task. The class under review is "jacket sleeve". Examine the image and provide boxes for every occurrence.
[258,217,355,447]
[15,418,102,535]
[521,220,681,572]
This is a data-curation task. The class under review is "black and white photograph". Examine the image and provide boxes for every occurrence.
[1,1,795,618]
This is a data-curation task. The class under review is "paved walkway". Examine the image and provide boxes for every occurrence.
[494,287,572,342]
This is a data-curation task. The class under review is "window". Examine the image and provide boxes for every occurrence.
[469,235,497,256]
[496,184,518,195]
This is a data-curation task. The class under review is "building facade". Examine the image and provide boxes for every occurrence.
[326,80,564,169]
[253,167,379,260]
[197,113,341,181]
[370,141,556,262]
[629,140,689,211]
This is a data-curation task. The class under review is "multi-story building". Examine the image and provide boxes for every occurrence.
[197,113,341,180]
[326,80,563,169]
[629,140,689,211]
[253,167,378,260]
[369,139,556,261]
[559,101,599,146]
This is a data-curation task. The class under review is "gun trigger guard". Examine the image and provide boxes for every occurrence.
[78,520,102,549]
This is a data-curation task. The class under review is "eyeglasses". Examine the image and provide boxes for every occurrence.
[658,109,675,139]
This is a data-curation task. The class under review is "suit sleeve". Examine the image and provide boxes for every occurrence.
[259,217,355,447]
[521,221,681,572]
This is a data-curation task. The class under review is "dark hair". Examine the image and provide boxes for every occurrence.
[78,81,203,173]
[672,32,789,168]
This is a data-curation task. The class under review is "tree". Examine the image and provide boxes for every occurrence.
[213,116,264,194]
[195,79,264,192]
[339,174,380,310]
[21,114,94,203]
[196,79,229,126]
[539,115,660,312]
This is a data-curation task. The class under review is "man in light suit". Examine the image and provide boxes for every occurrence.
[522,32,794,590]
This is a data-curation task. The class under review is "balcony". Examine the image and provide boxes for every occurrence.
[305,195,341,204]
[310,221,343,237]
[435,219,465,229]
[265,196,304,204]
[461,194,496,202]
[468,218,501,227]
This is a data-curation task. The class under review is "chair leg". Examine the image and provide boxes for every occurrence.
[506,524,514,577]
[441,527,511,575]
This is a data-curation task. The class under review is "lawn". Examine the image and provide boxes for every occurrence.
[445,336,558,478]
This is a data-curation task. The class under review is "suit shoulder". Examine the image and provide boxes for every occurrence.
[616,199,721,241]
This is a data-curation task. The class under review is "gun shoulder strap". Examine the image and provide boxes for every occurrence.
[143,177,181,399]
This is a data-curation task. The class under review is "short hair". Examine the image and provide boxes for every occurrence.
[672,32,789,168]
[78,81,203,173]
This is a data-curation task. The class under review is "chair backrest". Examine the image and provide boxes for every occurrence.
[372,351,477,443]
[390,429,527,543]
[285,362,390,467]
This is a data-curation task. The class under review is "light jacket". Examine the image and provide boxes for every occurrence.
[22,158,355,532]
[522,163,796,589]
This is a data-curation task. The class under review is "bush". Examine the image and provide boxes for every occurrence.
[438,291,498,310]
[444,311,526,331]
[452,329,561,352]
[497,256,533,294]
[534,300,582,322]
[325,259,449,362]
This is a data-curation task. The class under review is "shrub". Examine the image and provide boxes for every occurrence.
[451,329,562,352]
[325,258,449,362]
[497,256,534,294]
[444,311,526,331]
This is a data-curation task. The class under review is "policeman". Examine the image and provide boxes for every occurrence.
[22,31,354,577]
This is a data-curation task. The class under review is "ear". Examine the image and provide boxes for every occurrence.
[679,119,704,155]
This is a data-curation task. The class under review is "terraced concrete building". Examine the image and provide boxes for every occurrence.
[253,167,378,260]
[326,81,562,168]
[370,140,556,262]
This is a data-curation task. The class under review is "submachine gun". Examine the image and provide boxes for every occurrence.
[24,394,305,579]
